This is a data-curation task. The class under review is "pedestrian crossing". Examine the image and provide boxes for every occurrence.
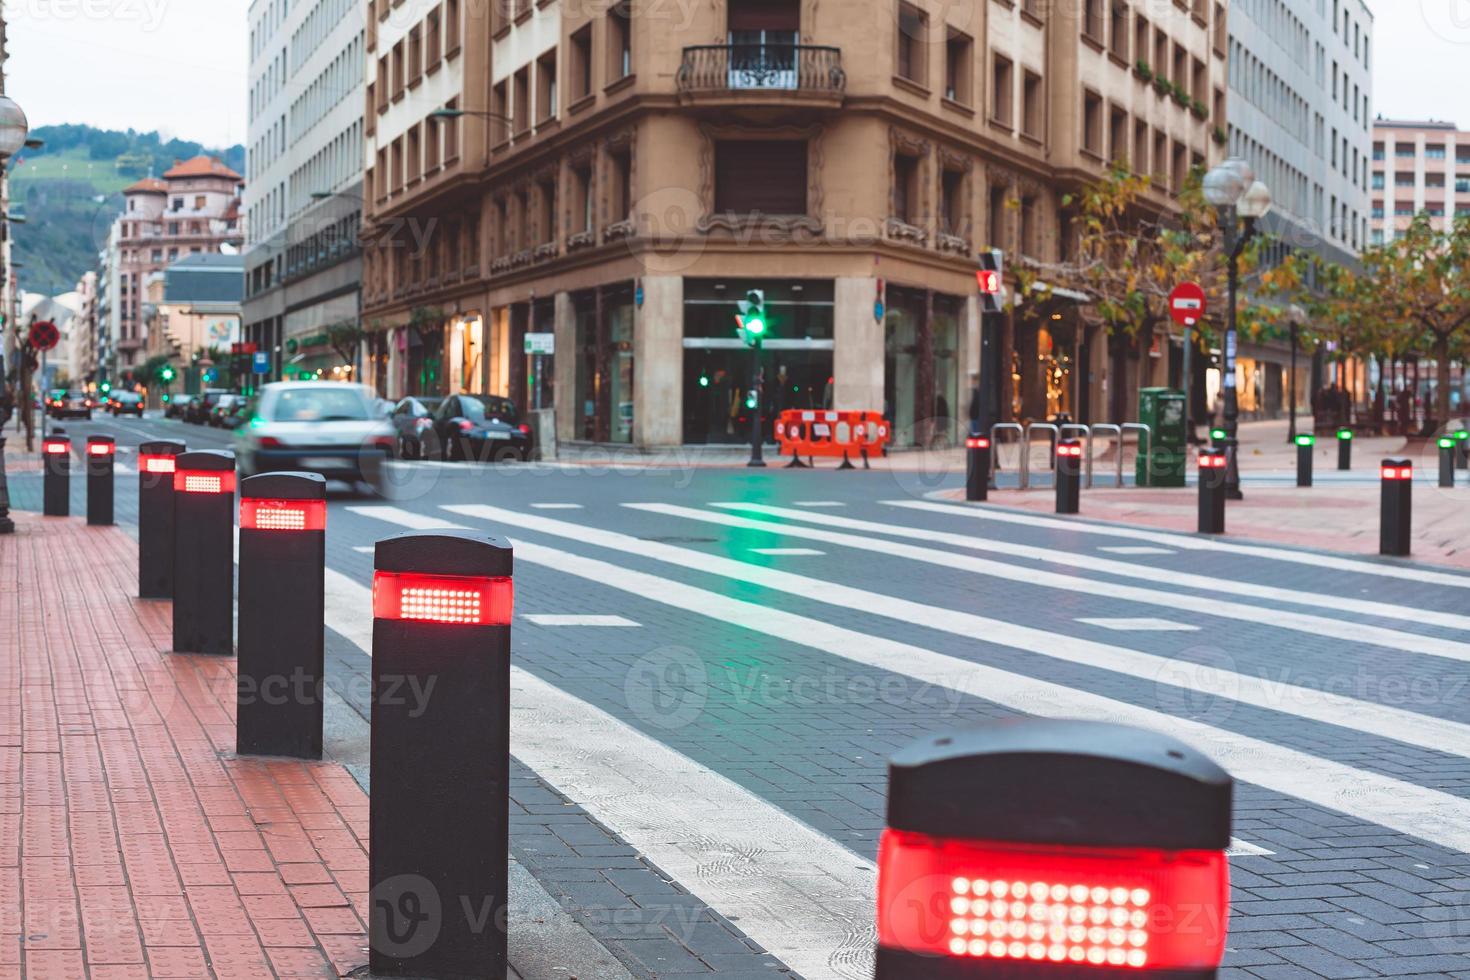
[332,497,1470,979]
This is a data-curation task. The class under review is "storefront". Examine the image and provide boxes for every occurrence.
[571,284,636,443]
[884,287,962,447]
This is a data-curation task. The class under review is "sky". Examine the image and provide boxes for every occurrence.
[1,0,1468,149]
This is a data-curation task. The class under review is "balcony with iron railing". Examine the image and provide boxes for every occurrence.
[677,42,844,107]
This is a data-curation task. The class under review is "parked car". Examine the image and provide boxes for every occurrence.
[47,390,93,420]
[186,388,230,424]
[388,396,443,459]
[432,394,533,462]
[165,393,197,419]
[234,381,395,483]
[107,391,144,416]
[209,394,247,428]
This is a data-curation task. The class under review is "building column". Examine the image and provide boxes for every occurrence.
[633,276,683,447]
[508,303,529,411]
[915,289,935,443]
[833,276,882,412]
[553,291,575,443]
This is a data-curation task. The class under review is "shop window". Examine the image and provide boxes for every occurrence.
[537,49,558,121]
[991,54,1013,126]
[570,25,593,100]
[607,2,632,81]
[714,141,806,215]
[897,3,927,85]
[944,30,972,104]
[1022,70,1042,138]
[893,152,920,224]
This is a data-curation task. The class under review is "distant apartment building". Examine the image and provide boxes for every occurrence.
[72,271,98,383]
[1370,118,1470,244]
[241,0,366,383]
[104,157,244,379]
[361,0,1228,446]
[1225,0,1373,419]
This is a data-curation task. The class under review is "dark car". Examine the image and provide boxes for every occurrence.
[433,394,532,462]
[209,394,248,428]
[108,391,144,416]
[48,390,93,420]
[388,396,444,459]
[165,393,197,419]
[186,388,230,424]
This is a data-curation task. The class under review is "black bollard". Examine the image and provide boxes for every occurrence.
[85,435,115,526]
[171,450,236,655]
[1440,437,1456,489]
[237,473,327,759]
[370,530,513,978]
[138,440,186,599]
[1337,427,1353,471]
[42,433,71,517]
[1055,438,1082,514]
[1295,433,1314,488]
[1198,448,1227,534]
[1457,429,1468,471]
[965,435,991,502]
[1379,458,1412,557]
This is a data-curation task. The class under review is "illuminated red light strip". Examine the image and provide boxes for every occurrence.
[173,470,238,494]
[372,571,514,626]
[1198,454,1226,469]
[1381,466,1412,481]
[87,443,115,456]
[139,455,177,474]
[240,498,326,531]
[1058,445,1083,458]
[43,442,69,455]
[966,438,991,449]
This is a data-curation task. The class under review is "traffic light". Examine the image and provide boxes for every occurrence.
[737,289,766,347]
[99,381,111,394]
[976,249,1004,314]
[160,366,175,383]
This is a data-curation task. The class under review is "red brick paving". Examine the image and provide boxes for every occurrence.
[0,513,370,978]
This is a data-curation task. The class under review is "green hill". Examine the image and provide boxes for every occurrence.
[7,125,245,296]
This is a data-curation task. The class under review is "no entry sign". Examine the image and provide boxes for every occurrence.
[1169,282,1206,327]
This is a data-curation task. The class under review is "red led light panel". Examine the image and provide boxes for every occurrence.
[240,498,326,531]
[877,830,1228,971]
[1198,454,1225,469]
[139,455,177,474]
[372,571,514,626]
[1058,444,1082,458]
[966,437,991,450]
[87,442,115,456]
[173,470,238,494]
[43,441,69,455]
[1381,465,1412,481]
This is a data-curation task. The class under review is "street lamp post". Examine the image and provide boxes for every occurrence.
[0,94,30,535]
[1286,303,1305,444]
[1202,157,1272,501]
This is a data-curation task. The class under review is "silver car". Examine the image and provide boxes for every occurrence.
[234,381,395,483]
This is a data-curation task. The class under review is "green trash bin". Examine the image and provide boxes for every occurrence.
[1136,387,1187,487]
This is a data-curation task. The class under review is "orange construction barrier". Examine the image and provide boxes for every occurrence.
[774,410,890,469]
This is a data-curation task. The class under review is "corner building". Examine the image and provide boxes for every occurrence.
[362,0,1226,447]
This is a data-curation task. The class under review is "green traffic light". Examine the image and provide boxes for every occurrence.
[744,316,765,335]
[99,381,111,393]
[745,391,758,409]
[699,374,709,388]
[161,394,170,403]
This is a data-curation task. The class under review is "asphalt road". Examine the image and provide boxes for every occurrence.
[10,412,1470,978]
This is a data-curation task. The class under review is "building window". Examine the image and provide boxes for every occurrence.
[537,49,558,121]
[570,25,593,100]
[392,40,405,96]
[194,195,206,209]
[492,81,510,143]
[1133,120,1149,174]
[897,3,928,85]
[610,146,633,220]
[377,58,389,110]
[407,124,422,183]
[714,140,807,215]
[991,54,1013,127]
[446,0,461,54]
[391,137,403,191]
[940,168,966,236]
[1109,2,1128,59]
[1153,129,1167,184]
[944,30,972,104]
[1083,0,1104,43]
[1082,90,1102,156]
[409,25,423,85]
[425,115,441,172]
[988,184,1006,249]
[426,5,442,66]
[893,152,920,224]
[572,163,594,232]
[513,66,531,134]
[172,197,183,211]
[607,2,632,81]
[1022,71,1043,139]
[1395,142,1414,158]
[1109,105,1128,165]
[1020,195,1038,259]
[539,175,558,244]
[443,98,460,160]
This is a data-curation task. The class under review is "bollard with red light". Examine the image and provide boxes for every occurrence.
[966,434,992,502]
[370,530,513,978]
[1336,428,1352,471]
[85,435,116,526]
[171,450,237,655]
[1197,450,1227,535]
[1055,439,1082,515]
[1438,437,1456,489]
[237,472,327,759]
[42,432,71,517]
[1379,458,1412,557]
[1294,434,1314,488]
[138,440,185,599]
[875,718,1232,980]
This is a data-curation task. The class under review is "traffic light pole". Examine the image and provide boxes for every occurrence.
[748,343,765,468]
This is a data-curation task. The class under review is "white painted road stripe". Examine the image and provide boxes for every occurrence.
[1098,546,1176,556]
[641,503,1470,664]
[394,506,1470,860]
[437,504,1470,765]
[794,501,844,507]
[530,503,584,509]
[752,547,826,556]
[317,543,874,980]
[1076,618,1201,632]
[522,614,640,627]
[889,499,1470,589]
[715,503,1470,633]
[352,545,374,554]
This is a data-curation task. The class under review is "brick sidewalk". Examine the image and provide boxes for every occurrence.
[1,513,371,979]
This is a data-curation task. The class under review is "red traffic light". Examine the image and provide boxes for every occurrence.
[976,269,1001,294]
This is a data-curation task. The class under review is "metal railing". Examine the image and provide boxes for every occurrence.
[989,423,1024,486]
[1122,423,1152,487]
[1087,423,1120,488]
[677,43,845,95]
[1022,423,1060,489]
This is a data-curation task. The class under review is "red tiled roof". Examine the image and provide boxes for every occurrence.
[124,177,168,194]
[162,155,243,181]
